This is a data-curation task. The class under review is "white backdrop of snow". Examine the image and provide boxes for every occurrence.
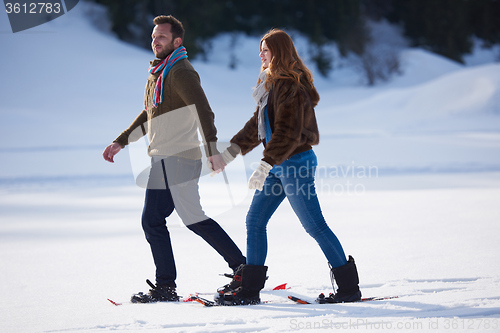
[1,2,500,332]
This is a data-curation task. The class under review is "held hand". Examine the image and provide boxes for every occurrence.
[207,150,235,176]
[102,142,122,163]
[248,160,272,191]
[207,154,226,176]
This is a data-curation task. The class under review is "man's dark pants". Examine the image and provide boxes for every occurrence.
[141,155,245,286]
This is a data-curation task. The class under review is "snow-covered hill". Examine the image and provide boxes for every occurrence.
[1,3,500,333]
[1,2,499,181]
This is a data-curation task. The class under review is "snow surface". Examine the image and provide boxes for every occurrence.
[1,2,500,332]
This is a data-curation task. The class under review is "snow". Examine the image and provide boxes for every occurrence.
[1,2,500,332]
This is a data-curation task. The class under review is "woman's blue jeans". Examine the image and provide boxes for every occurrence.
[245,163,347,268]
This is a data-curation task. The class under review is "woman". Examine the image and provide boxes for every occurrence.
[213,29,361,305]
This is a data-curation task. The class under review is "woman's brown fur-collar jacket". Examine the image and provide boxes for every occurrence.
[230,76,320,166]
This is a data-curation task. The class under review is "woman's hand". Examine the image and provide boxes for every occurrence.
[248,160,272,191]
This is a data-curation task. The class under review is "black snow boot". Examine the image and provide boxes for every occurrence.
[131,279,180,303]
[215,264,244,302]
[217,265,267,305]
[319,256,361,303]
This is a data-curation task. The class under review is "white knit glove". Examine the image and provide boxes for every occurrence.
[221,149,236,165]
[248,161,272,191]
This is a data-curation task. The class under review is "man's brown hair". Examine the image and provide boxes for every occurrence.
[153,15,185,41]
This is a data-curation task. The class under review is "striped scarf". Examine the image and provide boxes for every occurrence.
[146,46,188,108]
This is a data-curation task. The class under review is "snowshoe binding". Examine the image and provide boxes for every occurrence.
[131,279,180,303]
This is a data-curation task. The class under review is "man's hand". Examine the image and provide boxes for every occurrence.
[208,150,237,175]
[207,153,227,175]
[103,142,122,163]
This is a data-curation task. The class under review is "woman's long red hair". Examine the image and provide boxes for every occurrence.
[260,29,319,105]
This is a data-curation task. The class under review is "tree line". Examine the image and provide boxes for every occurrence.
[92,0,500,77]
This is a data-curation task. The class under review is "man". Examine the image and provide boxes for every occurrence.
[103,15,245,303]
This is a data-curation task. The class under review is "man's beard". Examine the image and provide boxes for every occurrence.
[155,42,176,59]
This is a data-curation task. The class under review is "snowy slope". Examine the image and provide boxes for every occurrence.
[1,2,500,333]
[314,62,500,174]
[0,2,150,180]
[1,2,500,181]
